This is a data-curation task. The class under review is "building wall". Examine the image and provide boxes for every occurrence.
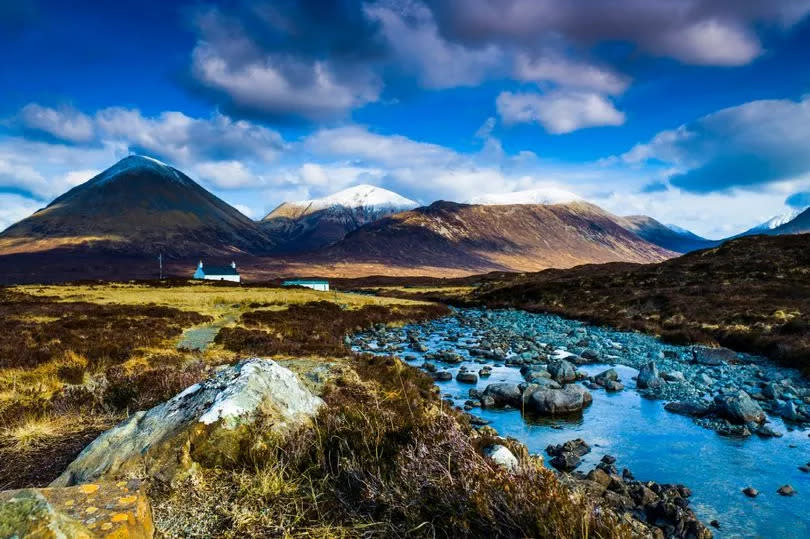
[203,274,240,283]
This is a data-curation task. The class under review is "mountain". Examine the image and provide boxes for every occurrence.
[742,207,808,235]
[0,155,275,257]
[262,184,418,253]
[618,215,718,253]
[295,200,675,276]
[468,187,581,206]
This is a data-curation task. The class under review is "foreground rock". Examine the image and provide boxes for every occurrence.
[713,390,765,424]
[53,358,324,487]
[0,481,153,538]
[523,384,593,415]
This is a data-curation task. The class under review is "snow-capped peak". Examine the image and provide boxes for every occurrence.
[748,207,808,232]
[468,187,582,206]
[666,223,691,235]
[294,184,418,211]
[92,154,184,185]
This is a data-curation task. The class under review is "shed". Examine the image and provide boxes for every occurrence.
[282,279,329,292]
[194,261,240,283]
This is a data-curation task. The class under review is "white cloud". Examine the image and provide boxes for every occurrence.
[194,161,259,190]
[513,54,629,94]
[0,194,44,232]
[19,103,95,143]
[497,90,625,133]
[653,20,761,66]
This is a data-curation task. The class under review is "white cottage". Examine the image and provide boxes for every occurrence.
[194,261,241,283]
[282,279,329,291]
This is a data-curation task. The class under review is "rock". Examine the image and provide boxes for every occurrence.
[762,382,781,399]
[0,481,153,538]
[478,366,492,377]
[456,371,478,384]
[636,361,663,389]
[53,358,324,487]
[742,487,759,497]
[601,454,617,465]
[754,424,783,438]
[778,400,803,422]
[777,485,796,496]
[629,483,659,507]
[547,359,577,383]
[693,346,736,366]
[662,371,686,383]
[603,380,624,392]
[798,465,809,473]
[480,395,496,408]
[433,371,453,381]
[664,400,712,417]
[587,468,611,487]
[593,368,618,386]
[422,362,437,372]
[523,385,592,415]
[546,438,591,457]
[482,383,523,408]
[698,373,714,386]
[484,444,519,471]
[710,520,720,529]
[580,349,599,361]
[713,390,766,424]
[550,452,581,472]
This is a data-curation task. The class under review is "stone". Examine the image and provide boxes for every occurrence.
[53,358,324,487]
[483,444,519,471]
[482,383,523,408]
[662,371,686,383]
[547,359,577,383]
[664,401,711,417]
[777,485,796,496]
[523,385,592,415]
[603,380,624,392]
[693,346,736,366]
[754,424,783,438]
[713,390,766,424]
[0,481,153,538]
[580,349,600,361]
[762,382,781,399]
[546,438,591,457]
[455,371,478,384]
[778,400,803,422]
[550,452,581,472]
[699,373,714,386]
[587,468,611,487]
[433,371,453,381]
[636,361,663,389]
[742,487,759,497]
[593,368,618,386]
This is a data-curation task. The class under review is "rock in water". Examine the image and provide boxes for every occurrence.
[742,487,759,497]
[547,359,577,383]
[593,368,618,387]
[713,390,766,424]
[52,358,324,487]
[777,485,797,496]
[636,361,663,389]
[523,385,592,415]
[0,481,153,538]
[482,383,523,408]
[456,371,478,384]
[483,444,519,471]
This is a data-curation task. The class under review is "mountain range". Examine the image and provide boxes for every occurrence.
[0,155,808,282]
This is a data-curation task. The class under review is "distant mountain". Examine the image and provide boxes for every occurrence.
[739,206,810,236]
[262,184,418,253]
[769,207,810,235]
[619,215,718,253]
[0,155,275,257]
[297,200,674,275]
[468,187,581,206]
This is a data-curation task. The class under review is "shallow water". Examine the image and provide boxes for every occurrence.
[353,309,810,538]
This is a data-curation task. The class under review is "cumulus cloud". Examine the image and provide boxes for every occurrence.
[0,194,44,232]
[497,91,625,134]
[513,54,629,95]
[19,104,95,144]
[786,191,810,208]
[622,96,810,193]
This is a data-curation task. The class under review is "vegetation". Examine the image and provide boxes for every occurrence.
[0,280,633,537]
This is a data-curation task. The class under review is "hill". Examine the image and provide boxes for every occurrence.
[294,200,675,275]
[261,184,418,253]
[0,156,275,258]
[619,215,718,253]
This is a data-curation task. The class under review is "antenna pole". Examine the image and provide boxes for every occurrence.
[158,252,163,280]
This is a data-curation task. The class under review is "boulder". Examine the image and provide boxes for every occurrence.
[762,382,781,399]
[523,385,592,415]
[456,371,478,384]
[52,358,324,487]
[713,390,765,424]
[603,380,624,392]
[482,383,523,408]
[693,346,736,366]
[433,371,453,381]
[662,371,686,383]
[0,481,153,538]
[593,368,618,387]
[777,485,797,496]
[636,361,663,389]
[550,452,581,471]
[483,444,519,471]
[546,438,591,457]
[664,400,712,417]
[742,486,758,497]
[778,400,802,422]
[547,359,577,383]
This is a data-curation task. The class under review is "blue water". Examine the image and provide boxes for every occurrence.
[353,311,810,538]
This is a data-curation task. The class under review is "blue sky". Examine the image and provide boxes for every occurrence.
[2,0,810,238]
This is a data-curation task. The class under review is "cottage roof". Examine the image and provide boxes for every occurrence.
[201,265,239,276]
[283,279,328,285]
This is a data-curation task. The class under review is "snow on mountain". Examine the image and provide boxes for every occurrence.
[292,184,418,211]
[665,223,691,235]
[92,154,185,186]
[468,187,581,206]
[746,207,808,233]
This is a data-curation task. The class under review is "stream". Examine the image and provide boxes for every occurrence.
[351,308,810,538]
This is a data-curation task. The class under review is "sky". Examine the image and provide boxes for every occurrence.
[2,0,810,239]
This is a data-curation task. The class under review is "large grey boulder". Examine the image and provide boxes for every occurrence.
[692,346,736,366]
[713,390,765,424]
[52,358,324,487]
[547,359,577,383]
[482,383,523,407]
[483,444,519,471]
[523,384,593,415]
[636,362,663,389]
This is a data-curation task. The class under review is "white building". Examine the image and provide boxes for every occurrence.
[282,279,329,291]
[194,261,241,283]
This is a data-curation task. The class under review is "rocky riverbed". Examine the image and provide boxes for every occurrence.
[352,307,810,538]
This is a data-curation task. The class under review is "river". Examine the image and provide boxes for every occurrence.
[351,308,810,538]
